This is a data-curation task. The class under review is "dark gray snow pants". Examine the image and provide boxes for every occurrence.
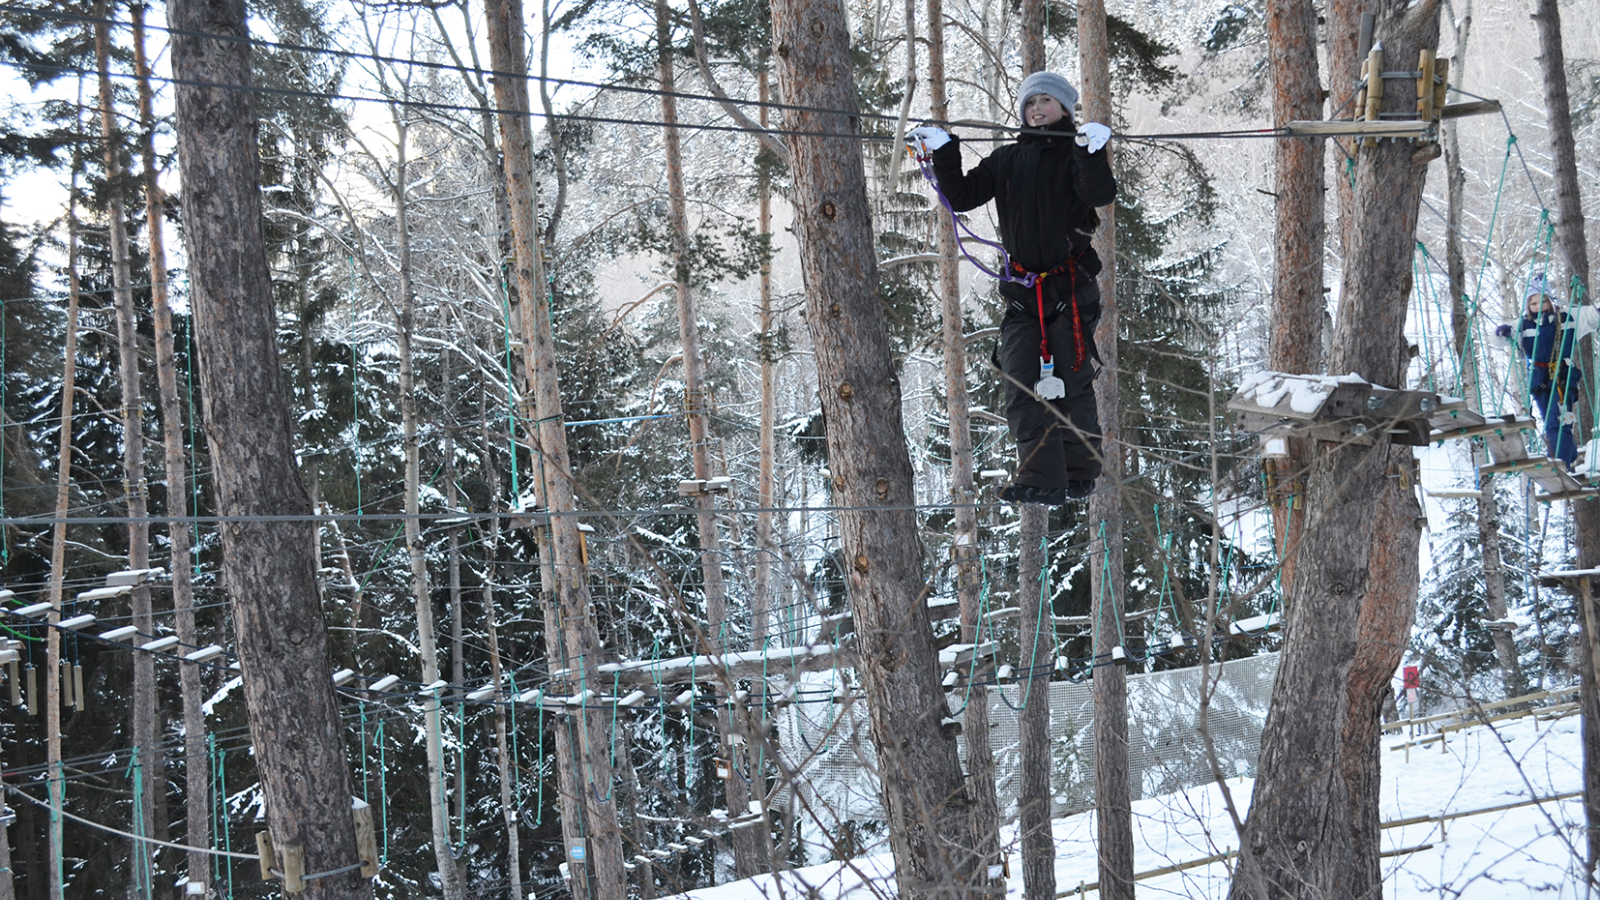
[997,276,1103,490]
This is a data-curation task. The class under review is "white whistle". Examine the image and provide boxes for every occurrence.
[1035,357,1066,400]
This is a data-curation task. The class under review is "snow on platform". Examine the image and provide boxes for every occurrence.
[579,643,848,685]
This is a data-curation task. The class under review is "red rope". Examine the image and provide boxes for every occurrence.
[1035,279,1050,363]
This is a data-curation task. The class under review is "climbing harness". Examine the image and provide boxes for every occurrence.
[1011,254,1090,383]
[906,138,1090,394]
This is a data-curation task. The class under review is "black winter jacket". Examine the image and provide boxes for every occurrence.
[929,123,1117,279]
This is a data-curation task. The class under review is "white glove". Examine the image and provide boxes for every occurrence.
[1076,122,1112,153]
[907,125,951,156]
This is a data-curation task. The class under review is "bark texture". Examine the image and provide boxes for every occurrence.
[654,3,756,877]
[1339,455,1420,898]
[1016,505,1054,900]
[95,17,163,889]
[168,3,369,899]
[770,0,982,892]
[392,119,465,900]
[1076,0,1133,894]
[1266,0,1325,592]
[929,0,1001,879]
[1020,0,1045,78]
[133,6,210,887]
[45,213,81,900]
[1229,4,1439,897]
[483,1,626,896]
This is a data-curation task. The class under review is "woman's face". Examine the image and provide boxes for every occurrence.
[1024,93,1066,127]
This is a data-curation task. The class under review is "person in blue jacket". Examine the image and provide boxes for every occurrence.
[908,72,1116,506]
[1498,276,1582,467]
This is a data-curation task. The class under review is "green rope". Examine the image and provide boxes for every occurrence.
[948,551,995,715]
[500,274,521,502]
[1023,529,1052,705]
[1412,243,1451,395]
[359,702,370,804]
[1152,503,1175,635]
[1096,519,1122,647]
[211,734,233,900]
[1470,136,1516,335]
[127,750,153,900]
[51,760,63,900]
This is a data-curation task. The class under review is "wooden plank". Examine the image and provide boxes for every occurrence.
[1430,415,1532,442]
[1481,456,1559,476]
[1440,99,1500,120]
[591,644,854,685]
[1537,487,1600,504]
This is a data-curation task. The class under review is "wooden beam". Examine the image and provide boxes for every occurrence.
[1440,99,1501,119]
[1283,120,1427,137]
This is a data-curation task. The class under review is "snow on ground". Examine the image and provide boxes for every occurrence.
[661,711,1586,898]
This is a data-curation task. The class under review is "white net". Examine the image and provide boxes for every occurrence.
[772,651,1280,821]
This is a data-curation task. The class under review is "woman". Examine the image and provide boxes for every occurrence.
[1499,276,1582,467]
[909,71,1116,505]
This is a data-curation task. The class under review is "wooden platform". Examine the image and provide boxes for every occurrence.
[1231,371,1596,502]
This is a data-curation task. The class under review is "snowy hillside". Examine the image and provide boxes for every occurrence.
[662,711,1586,898]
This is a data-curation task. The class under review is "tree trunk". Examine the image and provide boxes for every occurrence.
[769,0,983,892]
[445,362,467,844]
[653,1,755,878]
[391,114,466,900]
[133,6,210,889]
[167,4,370,899]
[1339,451,1421,898]
[1020,0,1045,77]
[482,2,626,897]
[95,18,163,892]
[1076,0,1133,895]
[1229,5,1439,898]
[750,66,781,875]
[1531,0,1600,870]
[1266,0,1325,594]
[477,387,524,900]
[928,0,1001,879]
[45,196,82,900]
[1438,5,1522,700]
[1017,505,1054,900]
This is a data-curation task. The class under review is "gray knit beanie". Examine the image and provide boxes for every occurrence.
[1018,71,1080,123]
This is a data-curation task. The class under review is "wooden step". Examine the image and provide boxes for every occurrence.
[1480,456,1558,476]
